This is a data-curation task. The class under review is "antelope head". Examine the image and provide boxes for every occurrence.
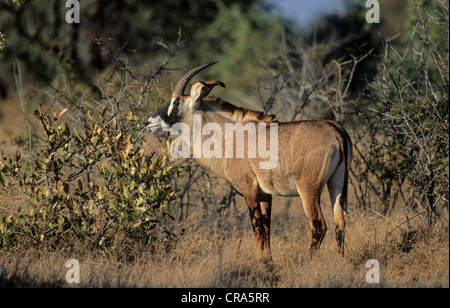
[147,62,224,133]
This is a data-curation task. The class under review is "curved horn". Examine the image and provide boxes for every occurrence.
[173,61,218,96]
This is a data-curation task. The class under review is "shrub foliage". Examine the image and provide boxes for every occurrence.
[0,101,177,251]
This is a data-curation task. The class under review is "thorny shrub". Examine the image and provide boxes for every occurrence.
[0,102,177,252]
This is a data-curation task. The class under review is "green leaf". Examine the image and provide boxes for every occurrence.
[145,234,152,246]
[164,210,176,220]
[135,206,146,213]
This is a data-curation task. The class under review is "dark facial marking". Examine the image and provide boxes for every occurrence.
[154,104,181,126]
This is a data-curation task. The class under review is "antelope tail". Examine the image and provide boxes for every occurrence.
[340,129,351,213]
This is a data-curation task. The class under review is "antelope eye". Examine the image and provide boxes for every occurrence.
[174,101,180,107]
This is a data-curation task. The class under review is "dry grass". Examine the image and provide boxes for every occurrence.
[1,197,448,287]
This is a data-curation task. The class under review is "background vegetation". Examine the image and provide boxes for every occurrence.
[0,0,448,287]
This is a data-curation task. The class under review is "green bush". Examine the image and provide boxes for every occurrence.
[0,101,177,252]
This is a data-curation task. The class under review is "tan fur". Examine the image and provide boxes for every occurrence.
[166,79,352,262]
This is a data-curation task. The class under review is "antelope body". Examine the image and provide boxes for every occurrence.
[147,62,352,261]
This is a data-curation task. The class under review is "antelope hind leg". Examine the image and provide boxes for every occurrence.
[327,163,346,260]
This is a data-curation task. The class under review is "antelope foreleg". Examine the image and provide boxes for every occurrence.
[298,188,327,255]
[246,194,272,261]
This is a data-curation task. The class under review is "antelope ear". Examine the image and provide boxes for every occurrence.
[203,80,226,99]
[189,80,226,107]
[204,80,226,90]
[188,82,206,110]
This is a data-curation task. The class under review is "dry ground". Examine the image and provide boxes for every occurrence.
[0,204,448,288]
[0,99,449,288]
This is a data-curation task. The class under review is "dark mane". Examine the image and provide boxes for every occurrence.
[200,97,278,123]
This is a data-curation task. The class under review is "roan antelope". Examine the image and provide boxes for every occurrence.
[147,62,352,262]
